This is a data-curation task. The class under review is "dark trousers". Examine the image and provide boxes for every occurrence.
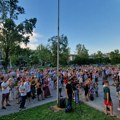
[20,96,26,108]
[2,93,9,106]
[59,88,62,96]
[67,94,72,107]
[31,87,36,99]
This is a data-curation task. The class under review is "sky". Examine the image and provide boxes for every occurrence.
[18,0,120,54]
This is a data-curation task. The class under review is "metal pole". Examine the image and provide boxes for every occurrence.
[57,0,60,106]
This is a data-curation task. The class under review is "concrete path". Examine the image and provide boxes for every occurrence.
[80,78,120,119]
[0,78,120,119]
[0,89,66,116]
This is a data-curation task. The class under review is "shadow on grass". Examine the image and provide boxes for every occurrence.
[0,101,118,120]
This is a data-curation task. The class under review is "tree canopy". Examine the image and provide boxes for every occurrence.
[48,34,70,66]
[0,0,37,69]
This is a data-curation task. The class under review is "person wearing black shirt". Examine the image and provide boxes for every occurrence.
[72,79,80,104]
[66,79,73,107]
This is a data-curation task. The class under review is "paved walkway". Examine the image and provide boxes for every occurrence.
[0,89,66,116]
[80,78,120,119]
[0,79,120,119]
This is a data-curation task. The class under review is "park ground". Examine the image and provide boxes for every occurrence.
[0,101,118,120]
[0,77,120,120]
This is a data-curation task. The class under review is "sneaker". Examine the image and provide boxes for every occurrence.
[6,104,11,106]
[2,106,6,109]
[117,108,120,111]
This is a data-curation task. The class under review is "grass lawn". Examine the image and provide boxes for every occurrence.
[0,102,118,120]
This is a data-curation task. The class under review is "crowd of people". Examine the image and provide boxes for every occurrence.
[0,66,120,116]
[0,69,55,110]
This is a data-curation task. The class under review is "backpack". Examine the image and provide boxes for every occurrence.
[60,98,66,108]
[89,94,94,101]
[65,105,72,112]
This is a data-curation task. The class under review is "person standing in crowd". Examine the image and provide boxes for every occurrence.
[103,81,114,116]
[43,77,51,98]
[24,77,31,102]
[8,78,15,101]
[19,80,27,109]
[72,78,80,104]
[66,79,73,108]
[118,71,120,82]
[116,82,120,111]
[48,75,53,95]
[1,76,11,109]
[94,82,99,97]
[0,76,3,90]
[16,78,21,104]
[84,80,89,101]
[36,79,44,101]
[31,77,36,99]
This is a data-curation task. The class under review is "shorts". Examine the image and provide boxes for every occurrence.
[104,99,112,106]
[2,93,9,101]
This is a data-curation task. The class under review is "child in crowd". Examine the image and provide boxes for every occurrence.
[103,81,114,116]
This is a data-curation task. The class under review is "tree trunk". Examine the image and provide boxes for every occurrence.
[4,50,9,71]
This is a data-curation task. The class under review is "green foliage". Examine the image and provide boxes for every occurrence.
[0,0,25,20]
[73,44,89,65]
[48,34,70,65]
[109,49,120,64]
[76,44,89,59]
[10,47,39,66]
[36,44,52,65]
[0,0,37,69]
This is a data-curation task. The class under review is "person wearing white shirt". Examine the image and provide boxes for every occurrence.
[1,76,10,109]
[24,78,31,102]
[19,81,27,109]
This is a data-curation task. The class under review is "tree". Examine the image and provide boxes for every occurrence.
[48,34,70,66]
[36,44,52,65]
[109,49,120,64]
[76,44,89,58]
[29,53,39,66]
[9,46,34,67]
[0,0,37,69]
[95,51,104,64]
[74,44,89,65]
